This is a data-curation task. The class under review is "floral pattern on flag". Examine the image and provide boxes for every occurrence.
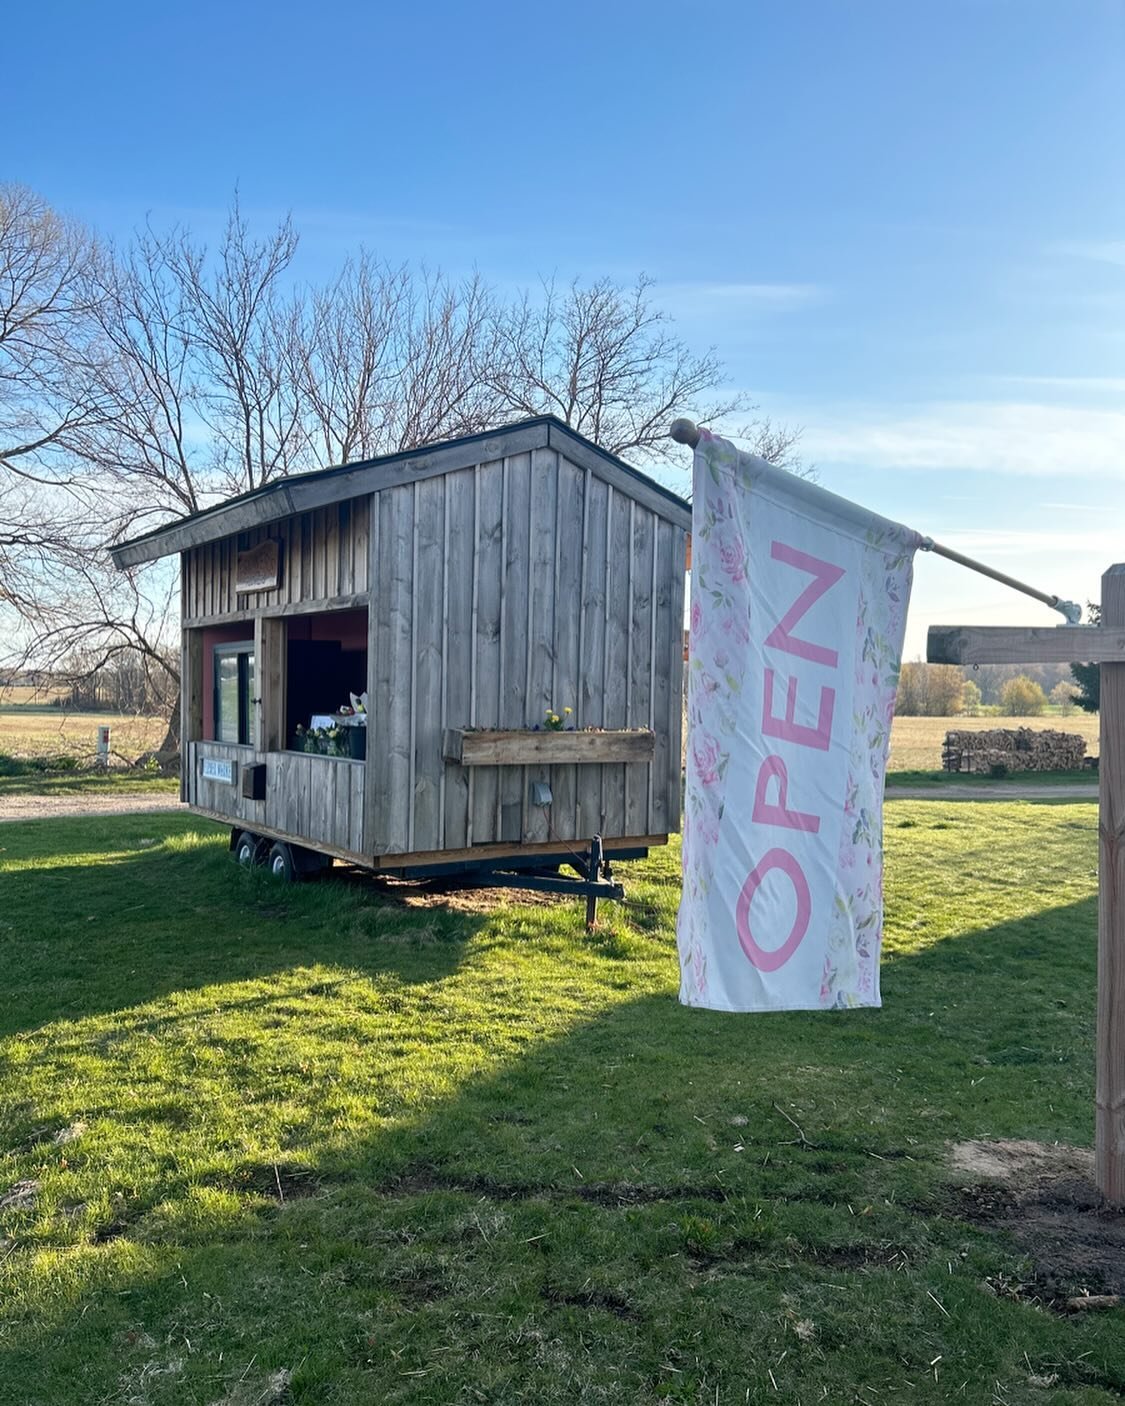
[677,430,919,1012]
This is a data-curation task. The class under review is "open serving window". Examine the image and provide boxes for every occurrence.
[283,607,368,758]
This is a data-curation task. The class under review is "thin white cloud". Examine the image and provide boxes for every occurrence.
[1056,240,1125,268]
[659,281,822,314]
[992,375,1125,395]
[792,400,1125,479]
[921,526,1125,558]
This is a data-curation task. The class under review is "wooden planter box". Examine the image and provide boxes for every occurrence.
[443,728,655,767]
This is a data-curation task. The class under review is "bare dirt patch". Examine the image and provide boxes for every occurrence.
[951,1138,1094,1183]
[338,870,571,914]
[949,1139,1125,1306]
[393,880,566,913]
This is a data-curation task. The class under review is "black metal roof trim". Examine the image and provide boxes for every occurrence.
[109,415,691,569]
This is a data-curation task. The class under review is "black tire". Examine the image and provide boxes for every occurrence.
[234,831,264,868]
[267,841,298,882]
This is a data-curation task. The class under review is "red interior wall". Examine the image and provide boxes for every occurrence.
[194,610,368,744]
[285,608,367,649]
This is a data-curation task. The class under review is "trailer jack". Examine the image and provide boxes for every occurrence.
[382,834,630,928]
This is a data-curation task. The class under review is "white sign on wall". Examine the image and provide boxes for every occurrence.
[201,757,236,784]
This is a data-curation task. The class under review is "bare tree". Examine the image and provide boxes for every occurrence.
[297,257,506,464]
[70,198,307,538]
[0,185,104,480]
[76,228,199,535]
[4,192,804,766]
[0,185,108,616]
[171,199,304,495]
[1,192,308,760]
[296,254,410,466]
[389,269,506,450]
[487,274,803,469]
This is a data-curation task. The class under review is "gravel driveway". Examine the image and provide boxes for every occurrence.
[0,793,186,823]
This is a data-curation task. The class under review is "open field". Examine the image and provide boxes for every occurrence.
[888,712,1100,772]
[0,707,166,765]
[1,801,1120,1403]
[0,704,1101,779]
[0,685,67,707]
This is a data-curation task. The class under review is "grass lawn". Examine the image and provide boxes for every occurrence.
[0,802,1119,1403]
[0,770,179,800]
[886,768,1095,789]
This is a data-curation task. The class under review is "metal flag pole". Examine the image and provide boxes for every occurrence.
[669,418,1083,625]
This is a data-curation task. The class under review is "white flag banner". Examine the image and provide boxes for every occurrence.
[677,431,920,1012]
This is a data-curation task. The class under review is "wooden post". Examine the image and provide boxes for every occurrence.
[1097,564,1125,1202]
[928,579,1125,1205]
[255,617,286,752]
[182,628,204,804]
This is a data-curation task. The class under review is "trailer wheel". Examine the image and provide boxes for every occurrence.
[234,831,265,868]
[267,841,298,882]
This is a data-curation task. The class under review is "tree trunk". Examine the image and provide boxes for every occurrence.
[157,689,181,764]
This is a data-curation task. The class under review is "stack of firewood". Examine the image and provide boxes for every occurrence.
[941,728,1086,774]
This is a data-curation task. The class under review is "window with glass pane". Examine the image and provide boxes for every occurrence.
[213,643,254,745]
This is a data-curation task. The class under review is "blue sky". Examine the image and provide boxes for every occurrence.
[9,0,1125,654]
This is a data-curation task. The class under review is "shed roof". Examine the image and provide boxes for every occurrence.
[109,415,692,569]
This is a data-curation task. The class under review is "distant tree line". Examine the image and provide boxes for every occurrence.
[895,661,1089,718]
[50,651,176,713]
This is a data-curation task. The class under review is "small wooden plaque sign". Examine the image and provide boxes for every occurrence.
[201,757,236,784]
[235,540,281,593]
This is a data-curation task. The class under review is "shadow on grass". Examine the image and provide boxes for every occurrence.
[0,890,1105,1401]
[0,815,490,1038]
[4,879,1101,1205]
[338,889,1099,1184]
[0,807,1108,1401]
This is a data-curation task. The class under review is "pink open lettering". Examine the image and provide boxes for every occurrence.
[736,848,812,971]
[765,543,846,668]
[751,755,821,833]
[762,670,836,752]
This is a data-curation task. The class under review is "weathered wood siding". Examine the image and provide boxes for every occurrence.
[187,741,365,859]
[181,440,686,863]
[188,741,261,820]
[267,753,365,857]
[368,446,686,855]
[182,498,371,623]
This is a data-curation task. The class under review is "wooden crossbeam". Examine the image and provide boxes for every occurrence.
[928,624,1125,667]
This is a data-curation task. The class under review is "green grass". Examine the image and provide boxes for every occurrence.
[0,802,1118,1404]
[0,766,179,798]
[886,767,1096,789]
